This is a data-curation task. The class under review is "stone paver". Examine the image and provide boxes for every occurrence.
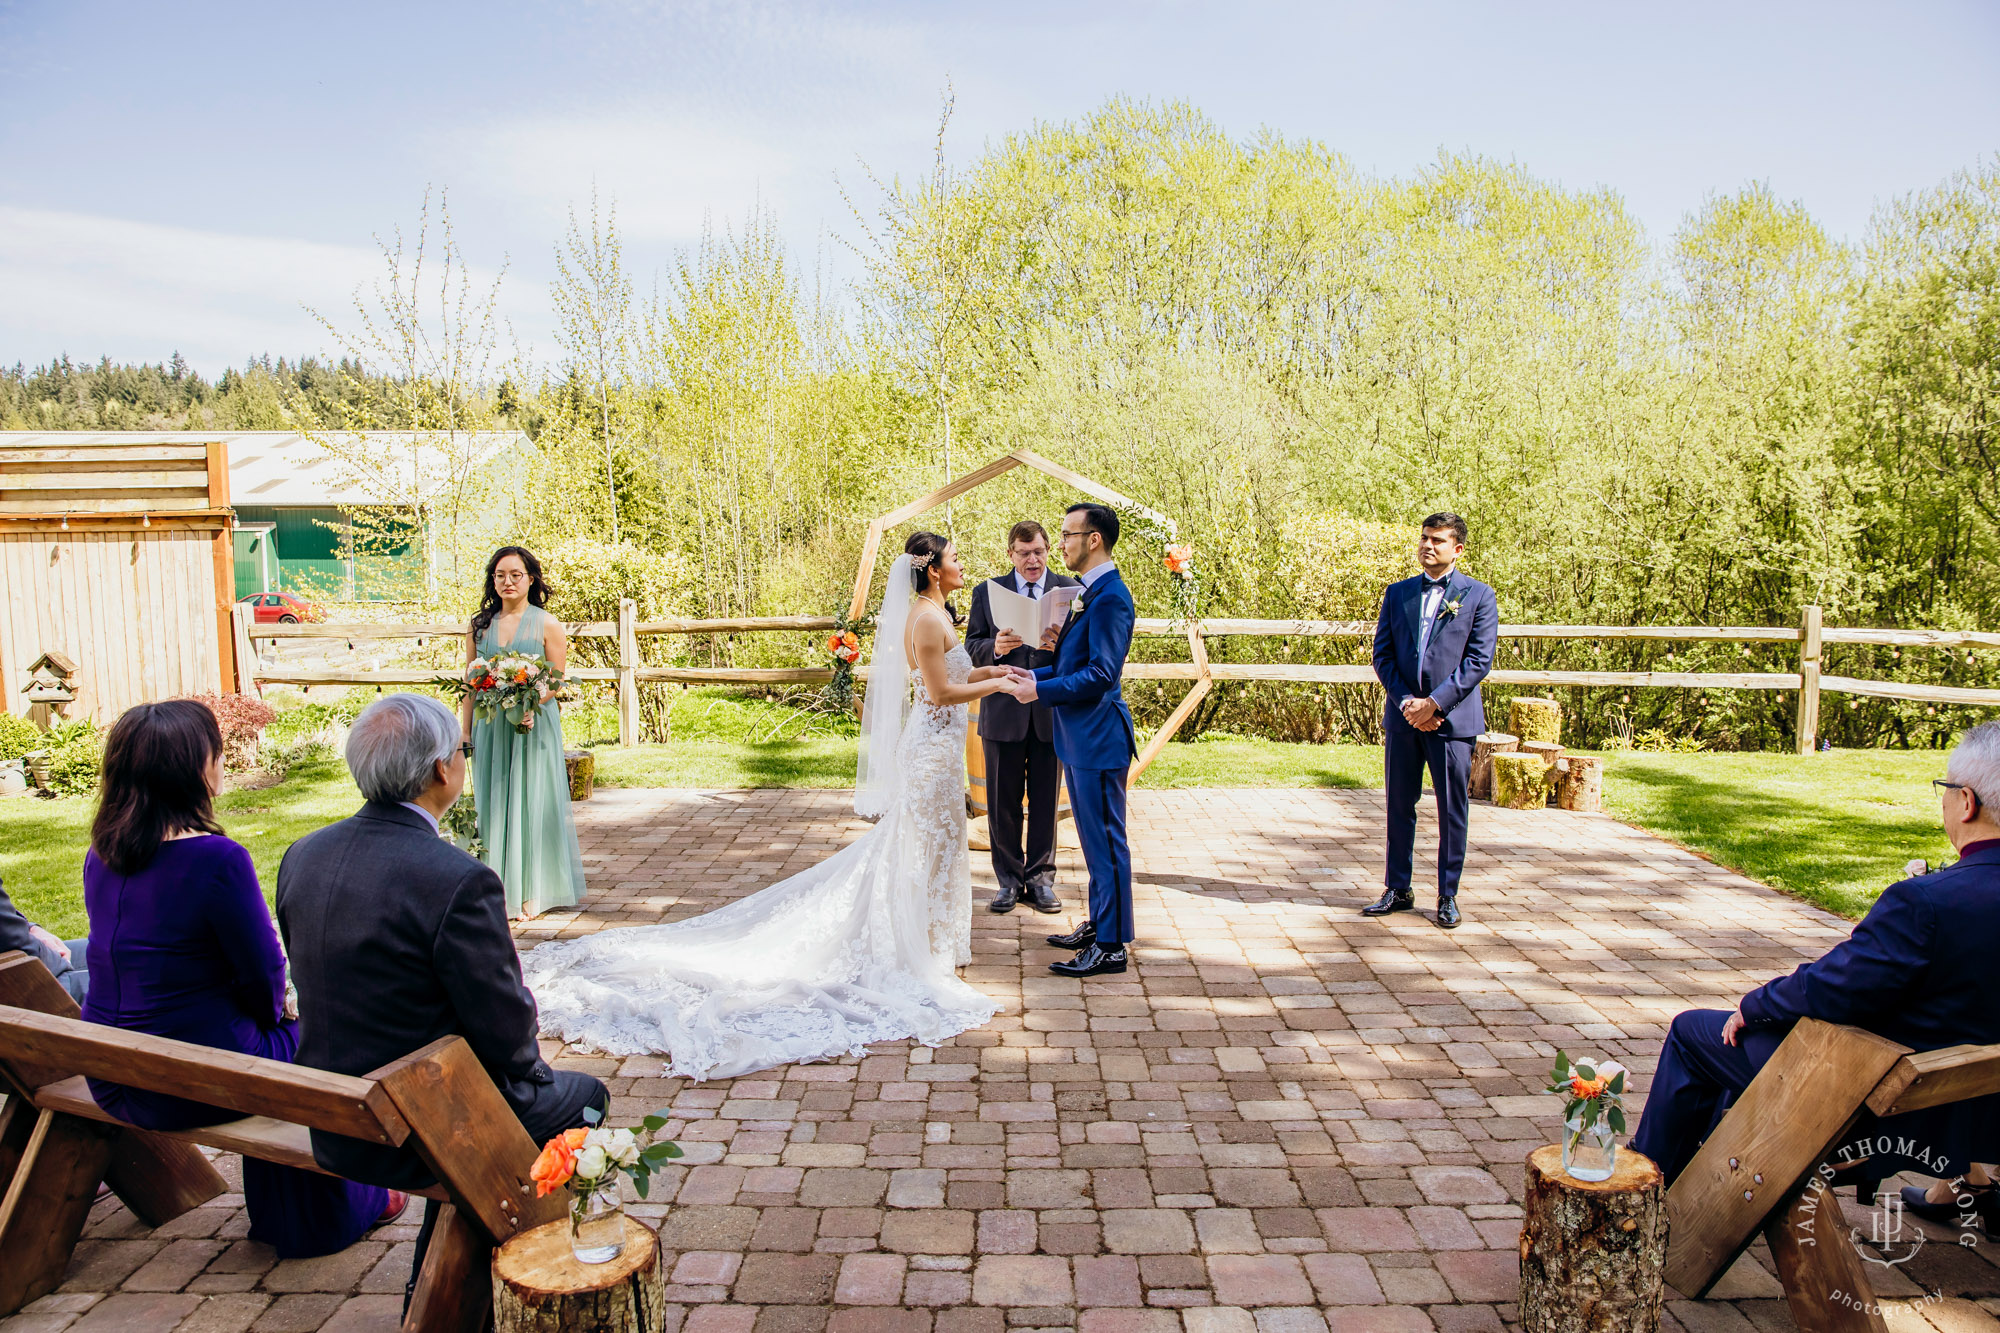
[19,786,2000,1332]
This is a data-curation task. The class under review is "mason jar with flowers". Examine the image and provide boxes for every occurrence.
[1545,1051,1628,1182]
[529,1108,684,1263]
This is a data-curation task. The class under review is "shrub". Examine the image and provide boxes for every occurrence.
[1276,514,1417,620]
[179,693,280,770]
[42,721,104,798]
[0,713,42,762]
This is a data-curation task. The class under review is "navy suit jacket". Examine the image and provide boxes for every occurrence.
[1033,567,1137,770]
[1739,840,2000,1170]
[1372,572,1497,739]
[965,569,1078,743]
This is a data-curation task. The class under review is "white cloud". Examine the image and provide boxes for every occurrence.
[0,206,533,375]
[451,108,800,244]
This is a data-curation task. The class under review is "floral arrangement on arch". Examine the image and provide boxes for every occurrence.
[820,611,873,714]
[1114,504,1201,624]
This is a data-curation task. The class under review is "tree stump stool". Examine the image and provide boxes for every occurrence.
[1471,732,1518,801]
[1558,754,1604,813]
[1493,753,1549,810]
[492,1214,664,1333]
[1520,1144,1667,1333]
[1509,696,1563,745]
[563,750,595,803]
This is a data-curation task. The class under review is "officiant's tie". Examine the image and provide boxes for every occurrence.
[1027,584,1039,600]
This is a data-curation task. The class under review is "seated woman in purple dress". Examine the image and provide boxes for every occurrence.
[80,699,402,1258]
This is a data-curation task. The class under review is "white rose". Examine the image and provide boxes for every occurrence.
[582,1127,612,1150]
[573,1145,608,1181]
[607,1129,640,1167]
[1596,1060,1629,1085]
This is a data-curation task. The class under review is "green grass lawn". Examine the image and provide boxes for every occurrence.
[0,712,1957,937]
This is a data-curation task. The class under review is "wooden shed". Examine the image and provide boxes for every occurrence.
[0,436,235,722]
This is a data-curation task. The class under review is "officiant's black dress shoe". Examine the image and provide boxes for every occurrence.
[1050,943,1126,978]
[989,885,1020,914]
[1435,898,1462,929]
[1026,882,1062,914]
[1361,889,1416,916]
[1048,921,1096,950]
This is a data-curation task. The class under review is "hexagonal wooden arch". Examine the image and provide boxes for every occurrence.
[852,447,1210,786]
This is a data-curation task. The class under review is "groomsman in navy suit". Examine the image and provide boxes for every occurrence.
[1366,513,1498,930]
[1010,503,1138,978]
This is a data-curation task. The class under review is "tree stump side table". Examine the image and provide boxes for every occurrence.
[1519,1144,1667,1333]
[492,1214,664,1333]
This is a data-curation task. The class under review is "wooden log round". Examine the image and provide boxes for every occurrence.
[1558,754,1605,813]
[492,1214,664,1333]
[1520,1144,1667,1333]
[1492,753,1549,810]
[1509,696,1564,744]
[1471,732,1519,801]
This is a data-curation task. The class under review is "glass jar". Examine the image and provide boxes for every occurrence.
[569,1179,625,1264]
[1563,1115,1618,1182]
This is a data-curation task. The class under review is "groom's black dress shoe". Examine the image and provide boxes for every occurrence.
[989,885,1020,914]
[1048,921,1096,950]
[1026,882,1061,915]
[1361,890,1416,916]
[1436,898,1461,929]
[1050,943,1126,978]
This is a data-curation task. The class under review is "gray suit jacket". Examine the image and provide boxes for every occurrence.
[0,872,84,998]
[965,570,1079,743]
[276,801,551,1188]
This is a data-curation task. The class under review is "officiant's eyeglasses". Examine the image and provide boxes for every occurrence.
[1934,779,1979,806]
[459,742,476,758]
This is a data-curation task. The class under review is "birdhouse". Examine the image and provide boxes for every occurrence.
[22,651,79,710]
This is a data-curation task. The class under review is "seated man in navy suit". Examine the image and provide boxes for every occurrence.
[1366,512,1498,930]
[1632,720,2000,1226]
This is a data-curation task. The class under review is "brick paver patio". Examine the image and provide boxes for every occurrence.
[15,788,2000,1332]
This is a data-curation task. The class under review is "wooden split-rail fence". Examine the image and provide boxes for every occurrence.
[234,603,2000,780]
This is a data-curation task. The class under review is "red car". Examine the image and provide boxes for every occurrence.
[238,591,324,624]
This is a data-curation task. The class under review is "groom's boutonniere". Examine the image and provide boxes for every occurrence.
[1438,587,1463,621]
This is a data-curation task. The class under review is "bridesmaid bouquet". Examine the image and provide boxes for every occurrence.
[439,652,564,733]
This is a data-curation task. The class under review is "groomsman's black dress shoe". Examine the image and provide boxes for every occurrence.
[1050,943,1126,978]
[1026,882,1061,915]
[989,885,1020,914]
[1048,921,1096,950]
[1436,898,1462,929]
[1361,889,1416,916]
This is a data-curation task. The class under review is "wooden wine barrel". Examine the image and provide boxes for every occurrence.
[966,702,988,817]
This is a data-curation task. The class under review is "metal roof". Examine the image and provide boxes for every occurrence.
[0,430,525,507]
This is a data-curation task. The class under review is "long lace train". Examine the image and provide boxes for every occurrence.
[521,644,995,1080]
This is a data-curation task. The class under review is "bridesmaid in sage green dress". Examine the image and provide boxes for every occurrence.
[462,546,585,918]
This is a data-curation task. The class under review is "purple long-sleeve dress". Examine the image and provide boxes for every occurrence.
[81,834,387,1258]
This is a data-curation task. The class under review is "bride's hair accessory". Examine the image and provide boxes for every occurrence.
[909,553,935,570]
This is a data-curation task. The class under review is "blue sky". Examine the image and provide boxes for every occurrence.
[2,0,1995,374]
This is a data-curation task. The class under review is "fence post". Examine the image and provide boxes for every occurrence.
[230,603,258,696]
[618,598,639,747]
[1794,604,1823,755]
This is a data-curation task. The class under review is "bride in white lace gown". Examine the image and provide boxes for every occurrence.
[522,534,1031,1080]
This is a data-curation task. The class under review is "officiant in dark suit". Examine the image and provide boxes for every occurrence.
[966,520,1079,915]
[1367,512,1498,930]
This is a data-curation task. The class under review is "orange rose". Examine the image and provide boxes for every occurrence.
[1568,1074,1609,1101]
[529,1126,589,1196]
[1164,545,1193,574]
[826,634,843,654]
[514,669,530,684]
[841,632,860,650]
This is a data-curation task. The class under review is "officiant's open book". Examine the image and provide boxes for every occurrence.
[988,581,1081,644]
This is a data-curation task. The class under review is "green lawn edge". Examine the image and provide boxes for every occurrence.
[0,740,1950,937]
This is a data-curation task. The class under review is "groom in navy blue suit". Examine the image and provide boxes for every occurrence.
[1011,502,1138,979]
[1367,513,1498,930]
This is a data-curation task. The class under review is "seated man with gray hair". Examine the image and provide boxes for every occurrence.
[1632,719,2000,1233]
[276,693,606,1309]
